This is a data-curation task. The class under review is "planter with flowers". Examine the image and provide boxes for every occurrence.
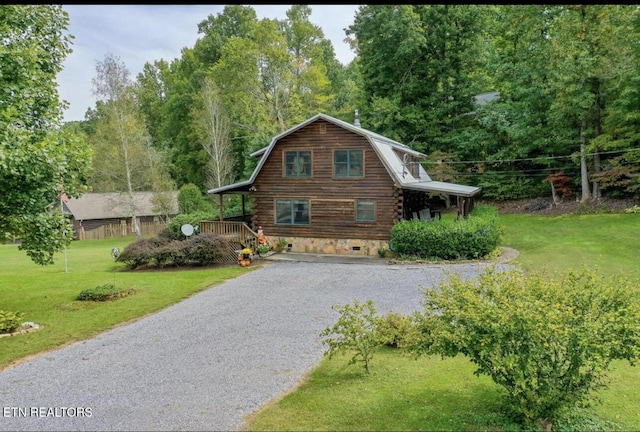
[237,247,254,267]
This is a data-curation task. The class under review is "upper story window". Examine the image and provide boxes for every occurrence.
[284,151,311,178]
[334,149,363,178]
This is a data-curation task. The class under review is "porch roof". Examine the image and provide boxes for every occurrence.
[207,179,253,195]
[401,180,480,197]
[368,135,480,197]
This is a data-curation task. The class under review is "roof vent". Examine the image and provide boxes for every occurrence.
[354,109,361,128]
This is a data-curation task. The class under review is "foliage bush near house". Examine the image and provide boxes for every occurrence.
[275,238,288,252]
[184,233,230,266]
[409,266,640,430]
[77,284,136,302]
[166,211,215,239]
[0,310,25,334]
[116,232,229,269]
[391,205,501,260]
[115,238,159,268]
[154,240,188,267]
[256,244,271,255]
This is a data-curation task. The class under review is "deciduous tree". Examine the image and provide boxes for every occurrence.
[90,54,173,238]
[0,5,92,264]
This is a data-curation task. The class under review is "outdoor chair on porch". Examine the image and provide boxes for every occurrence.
[412,208,434,221]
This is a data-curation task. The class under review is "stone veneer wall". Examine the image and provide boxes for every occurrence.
[266,236,389,256]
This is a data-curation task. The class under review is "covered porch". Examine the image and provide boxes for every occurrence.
[400,180,480,221]
[209,180,255,227]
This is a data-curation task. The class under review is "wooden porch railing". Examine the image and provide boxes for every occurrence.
[199,220,259,249]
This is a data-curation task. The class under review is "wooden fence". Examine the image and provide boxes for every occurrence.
[79,222,168,240]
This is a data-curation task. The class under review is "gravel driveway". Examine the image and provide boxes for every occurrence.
[0,259,508,431]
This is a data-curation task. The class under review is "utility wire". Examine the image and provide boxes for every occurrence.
[434,147,640,165]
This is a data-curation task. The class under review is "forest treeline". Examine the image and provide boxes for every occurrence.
[65,5,640,210]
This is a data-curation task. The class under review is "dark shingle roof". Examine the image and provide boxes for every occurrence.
[63,191,178,220]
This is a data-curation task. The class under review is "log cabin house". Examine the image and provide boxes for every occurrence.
[207,113,481,256]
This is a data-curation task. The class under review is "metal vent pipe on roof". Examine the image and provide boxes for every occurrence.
[354,109,361,127]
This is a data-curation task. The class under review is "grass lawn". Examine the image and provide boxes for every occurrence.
[499,212,640,279]
[0,237,258,370]
[2,213,639,430]
[244,348,507,432]
[244,211,640,431]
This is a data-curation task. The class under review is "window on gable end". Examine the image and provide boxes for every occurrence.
[284,151,312,178]
[334,149,364,178]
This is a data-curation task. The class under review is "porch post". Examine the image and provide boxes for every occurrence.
[218,194,223,221]
[241,194,246,218]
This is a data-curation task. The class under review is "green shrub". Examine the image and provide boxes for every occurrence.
[0,310,25,334]
[184,233,229,265]
[410,266,640,430]
[77,284,136,302]
[116,238,158,269]
[116,232,230,269]
[320,299,379,375]
[391,205,501,260]
[154,240,188,267]
[275,238,288,252]
[375,311,413,348]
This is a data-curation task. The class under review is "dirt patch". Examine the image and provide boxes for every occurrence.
[480,197,639,216]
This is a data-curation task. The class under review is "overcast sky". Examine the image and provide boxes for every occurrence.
[58,5,360,123]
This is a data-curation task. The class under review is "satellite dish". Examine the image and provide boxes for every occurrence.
[181,223,195,237]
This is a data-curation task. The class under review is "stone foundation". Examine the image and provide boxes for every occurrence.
[266,236,389,256]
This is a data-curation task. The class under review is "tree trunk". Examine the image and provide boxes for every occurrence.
[591,79,603,200]
[592,150,601,200]
[580,120,591,202]
[550,180,558,206]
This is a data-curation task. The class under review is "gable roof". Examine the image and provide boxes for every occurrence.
[208,113,480,197]
[62,191,179,220]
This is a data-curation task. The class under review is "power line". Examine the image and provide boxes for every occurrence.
[453,167,579,175]
[433,147,640,165]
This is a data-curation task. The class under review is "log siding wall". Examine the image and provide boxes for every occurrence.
[251,119,398,241]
